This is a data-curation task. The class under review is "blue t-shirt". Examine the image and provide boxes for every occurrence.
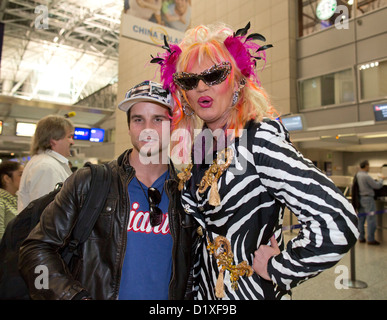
[118,170,172,300]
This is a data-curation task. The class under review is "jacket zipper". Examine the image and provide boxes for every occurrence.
[165,179,177,300]
[113,169,134,299]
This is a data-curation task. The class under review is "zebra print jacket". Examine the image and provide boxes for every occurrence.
[181,119,359,300]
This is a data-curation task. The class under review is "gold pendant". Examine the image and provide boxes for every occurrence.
[198,148,234,207]
[177,163,193,191]
[207,236,253,298]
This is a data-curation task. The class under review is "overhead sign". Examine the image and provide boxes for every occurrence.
[373,103,387,122]
[121,13,184,46]
[281,115,305,131]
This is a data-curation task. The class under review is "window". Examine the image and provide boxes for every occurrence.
[359,59,387,101]
[300,77,321,110]
[299,69,355,110]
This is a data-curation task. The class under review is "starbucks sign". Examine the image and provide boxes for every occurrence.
[316,0,337,20]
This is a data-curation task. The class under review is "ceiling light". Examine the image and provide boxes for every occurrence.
[291,136,320,142]
[359,61,380,71]
[361,134,387,139]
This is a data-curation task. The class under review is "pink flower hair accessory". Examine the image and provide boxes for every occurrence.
[224,22,273,83]
[151,36,182,92]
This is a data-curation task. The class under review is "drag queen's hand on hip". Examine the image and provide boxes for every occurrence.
[253,236,280,281]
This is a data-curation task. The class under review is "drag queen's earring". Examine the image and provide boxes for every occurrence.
[183,104,195,116]
[232,79,247,107]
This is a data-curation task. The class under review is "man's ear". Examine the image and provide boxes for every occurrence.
[50,138,57,150]
[2,173,13,187]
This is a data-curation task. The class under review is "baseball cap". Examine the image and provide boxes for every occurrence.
[118,80,173,112]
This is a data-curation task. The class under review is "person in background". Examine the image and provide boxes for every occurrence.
[162,0,191,32]
[19,81,195,300]
[17,115,74,212]
[0,161,24,240]
[151,22,359,300]
[128,0,163,24]
[356,160,386,245]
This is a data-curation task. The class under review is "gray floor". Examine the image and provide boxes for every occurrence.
[283,227,387,300]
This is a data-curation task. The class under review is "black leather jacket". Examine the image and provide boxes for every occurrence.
[19,150,196,300]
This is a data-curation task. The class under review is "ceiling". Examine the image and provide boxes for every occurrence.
[0,0,121,157]
[0,0,121,103]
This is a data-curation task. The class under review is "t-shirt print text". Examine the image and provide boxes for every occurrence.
[128,202,170,235]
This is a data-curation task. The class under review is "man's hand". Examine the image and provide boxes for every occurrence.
[253,236,280,281]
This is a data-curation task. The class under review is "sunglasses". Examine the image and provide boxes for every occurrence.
[148,187,163,227]
[173,62,232,91]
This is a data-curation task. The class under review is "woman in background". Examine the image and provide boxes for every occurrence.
[0,161,23,239]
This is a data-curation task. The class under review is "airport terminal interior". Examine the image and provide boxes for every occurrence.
[1,0,387,299]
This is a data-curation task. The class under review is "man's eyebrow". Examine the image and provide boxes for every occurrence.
[130,113,170,119]
[130,114,143,119]
[154,114,170,118]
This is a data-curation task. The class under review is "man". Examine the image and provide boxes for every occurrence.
[19,81,195,300]
[356,160,386,245]
[18,115,74,212]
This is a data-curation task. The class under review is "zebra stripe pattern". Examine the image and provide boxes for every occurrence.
[182,119,359,300]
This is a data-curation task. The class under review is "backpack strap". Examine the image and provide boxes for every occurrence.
[61,163,112,265]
